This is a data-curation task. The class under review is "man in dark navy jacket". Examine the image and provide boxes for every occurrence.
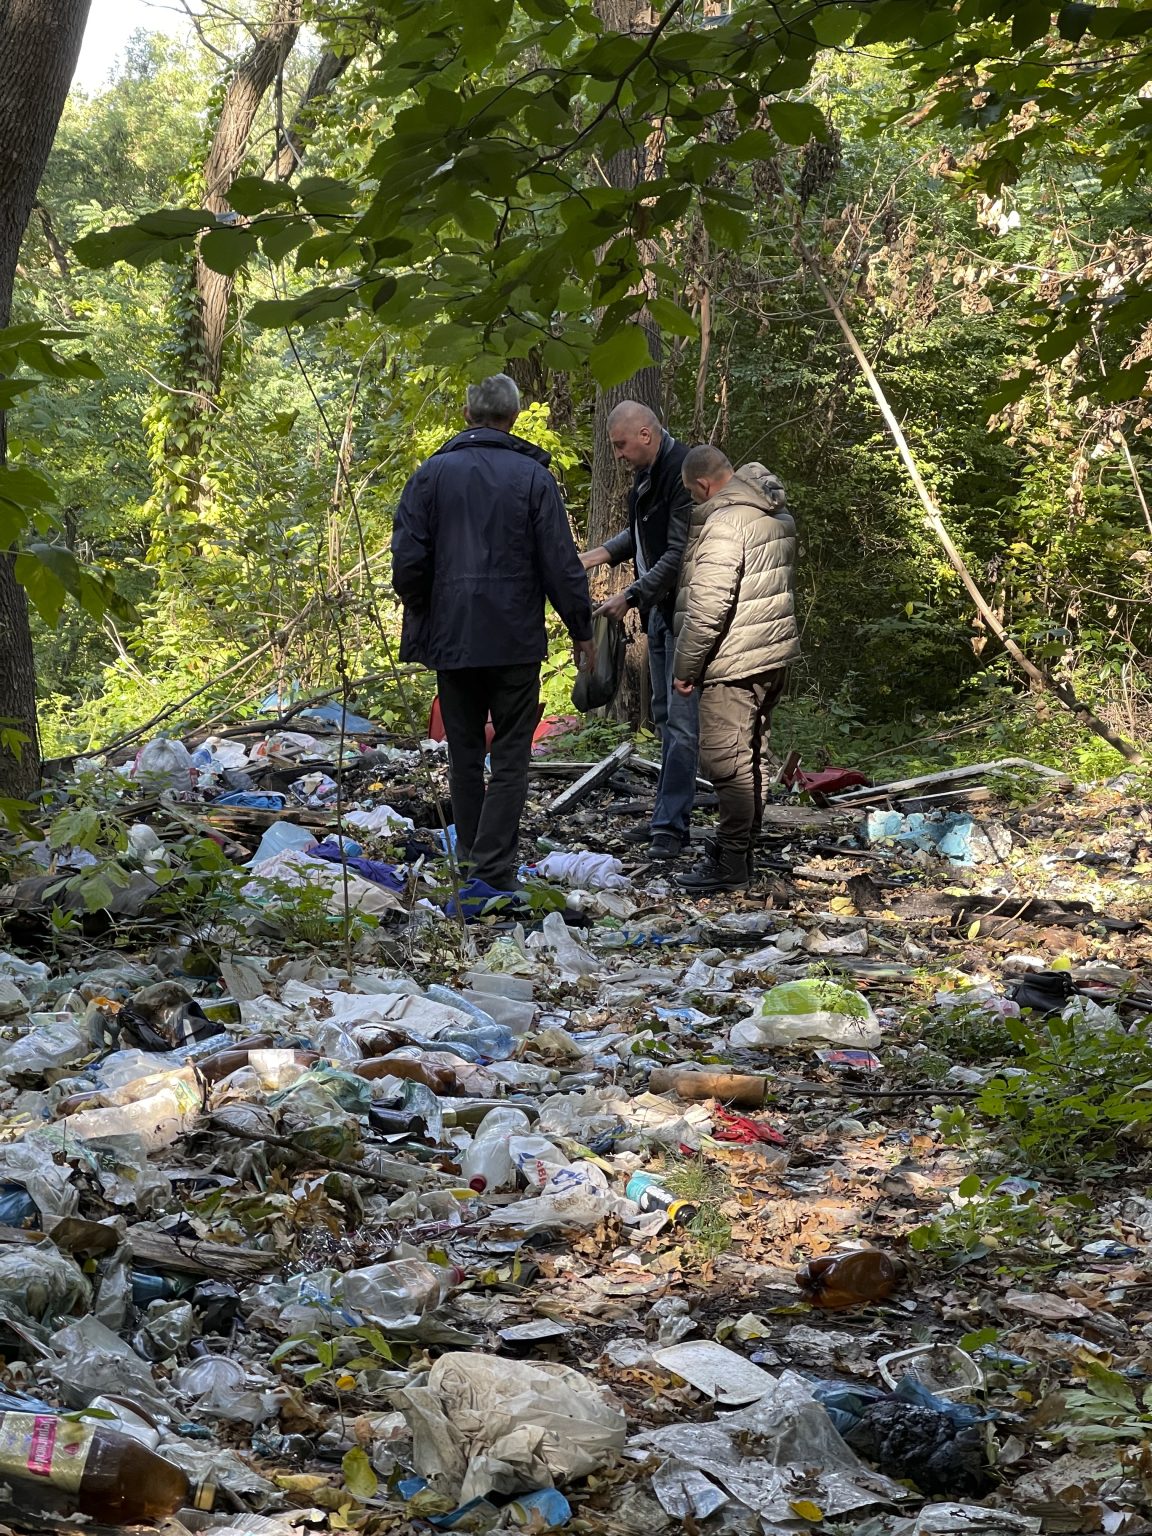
[391,374,594,890]
[581,401,698,861]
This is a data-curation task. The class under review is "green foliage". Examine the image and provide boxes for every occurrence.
[908,1172,1047,1258]
[975,1015,1152,1173]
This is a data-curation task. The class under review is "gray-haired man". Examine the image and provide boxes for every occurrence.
[392,375,594,890]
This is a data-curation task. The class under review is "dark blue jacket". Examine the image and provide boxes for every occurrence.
[391,428,593,670]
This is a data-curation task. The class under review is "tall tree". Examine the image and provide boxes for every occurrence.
[0,0,92,798]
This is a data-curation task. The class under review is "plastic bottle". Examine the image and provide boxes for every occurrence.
[425,984,501,1030]
[436,1021,517,1062]
[460,1106,533,1192]
[625,1172,698,1226]
[0,1413,192,1522]
[796,1249,902,1310]
[339,1259,463,1327]
[507,1133,570,1190]
[351,1056,458,1095]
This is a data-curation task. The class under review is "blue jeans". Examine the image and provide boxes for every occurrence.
[647,608,699,839]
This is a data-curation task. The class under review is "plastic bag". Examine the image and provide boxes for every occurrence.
[732,978,880,1049]
[0,1017,88,1075]
[133,736,194,792]
[393,1351,626,1502]
[572,613,624,712]
[0,1241,90,1324]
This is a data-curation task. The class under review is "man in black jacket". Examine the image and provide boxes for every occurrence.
[582,401,698,860]
[392,374,594,891]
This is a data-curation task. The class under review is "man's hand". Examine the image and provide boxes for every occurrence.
[580,546,610,571]
[673,678,696,696]
[594,590,631,621]
[574,638,597,673]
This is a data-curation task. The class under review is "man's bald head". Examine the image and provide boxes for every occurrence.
[606,400,664,469]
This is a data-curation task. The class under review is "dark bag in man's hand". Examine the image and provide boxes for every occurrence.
[573,612,624,711]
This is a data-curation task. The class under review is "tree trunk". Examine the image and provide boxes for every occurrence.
[195,0,303,399]
[588,0,665,726]
[0,0,92,799]
[265,49,352,181]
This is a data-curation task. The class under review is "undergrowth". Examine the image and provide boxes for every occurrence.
[661,1154,734,1259]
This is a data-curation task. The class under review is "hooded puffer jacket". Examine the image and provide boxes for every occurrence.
[672,462,800,685]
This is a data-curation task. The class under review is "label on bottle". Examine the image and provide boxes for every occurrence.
[0,1414,94,1494]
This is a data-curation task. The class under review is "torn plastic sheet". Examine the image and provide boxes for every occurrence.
[634,1370,912,1524]
[391,1351,627,1503]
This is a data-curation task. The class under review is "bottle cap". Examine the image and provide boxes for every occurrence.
[468,1176,487,1192]
[448,1265,466,1284]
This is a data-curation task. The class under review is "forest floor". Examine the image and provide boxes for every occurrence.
[0,718,1150,1536]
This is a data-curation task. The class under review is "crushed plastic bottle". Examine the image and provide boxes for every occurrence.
[796,1249,902,1310]
[339,1258,463,1327]
[461,1105,533,1192]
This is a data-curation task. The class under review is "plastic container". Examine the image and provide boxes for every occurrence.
[877,1343,983,1400]
[796,1249,901,1309]
[0,1413,191,1522]
[435,1021,517,1062]
[625,1172,698,1226]
[464,971,535,1004]
[463,991,537,1036]
[461,1105,533,1192]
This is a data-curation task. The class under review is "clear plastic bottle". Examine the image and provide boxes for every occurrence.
[436,1021,517,1061]
[507,1133,570,1190]
[460,1106,533,1192]
[0,1413,191,1522]
[339,1259,463,1327]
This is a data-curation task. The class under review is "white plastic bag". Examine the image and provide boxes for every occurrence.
[133,736,193,792]
[393,1352,626,1502]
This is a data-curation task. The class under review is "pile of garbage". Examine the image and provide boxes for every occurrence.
[0,713,1149,1536]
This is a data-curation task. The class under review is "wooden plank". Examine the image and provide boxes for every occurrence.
[828,757,1069,805]
[549,742,634,814]
[633,755,714,791]
[126,1225,280,1278]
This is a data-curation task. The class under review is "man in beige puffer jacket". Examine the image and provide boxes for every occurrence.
[672,445,800,891]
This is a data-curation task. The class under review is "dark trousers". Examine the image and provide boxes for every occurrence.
[436,664,541,888]
[698,669,787,853]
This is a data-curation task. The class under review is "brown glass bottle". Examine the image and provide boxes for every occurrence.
[796,1249,902,1310]
[0,1414,191,1523]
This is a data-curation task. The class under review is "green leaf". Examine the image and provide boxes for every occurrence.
[14,547,69,625]
[701,200,751,250]
[0,380,39,409]
[1011,0,1053,49]
[1083,1361,1139,1411]
[959,1327,1000,1351]
[647,296,699,339]
[957,1173,983,1199]
[1057,1,1094,40]
[589,325,654,387]
[342,1447,378,1502]
[768,100,825,145]
[811,7,860,46]
[138,208,216,236]
[296,176,358,217]
[199,226,259,276]
[228,176,297,215]
[259,217,312,264]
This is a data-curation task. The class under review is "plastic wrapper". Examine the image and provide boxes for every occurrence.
[635,1369,911,1524]
[0,1138,79,1220]
[48,1315,176,1420]
[536,911,600,980]
[484,1164,630,1234]
[392,1352,626,1502]
[0,1241,90,1324]
[732,978,880,1049]
[0,1017,89,1074]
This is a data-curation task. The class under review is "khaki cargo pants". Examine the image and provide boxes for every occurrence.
[698,669,788,853]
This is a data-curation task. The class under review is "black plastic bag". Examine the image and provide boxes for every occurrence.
[572,612,624,712]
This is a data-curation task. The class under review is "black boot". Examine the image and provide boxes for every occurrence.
[675,841,749,892]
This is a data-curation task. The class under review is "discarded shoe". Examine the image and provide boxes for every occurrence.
[648,833,683,862]
[675,843,749,891]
